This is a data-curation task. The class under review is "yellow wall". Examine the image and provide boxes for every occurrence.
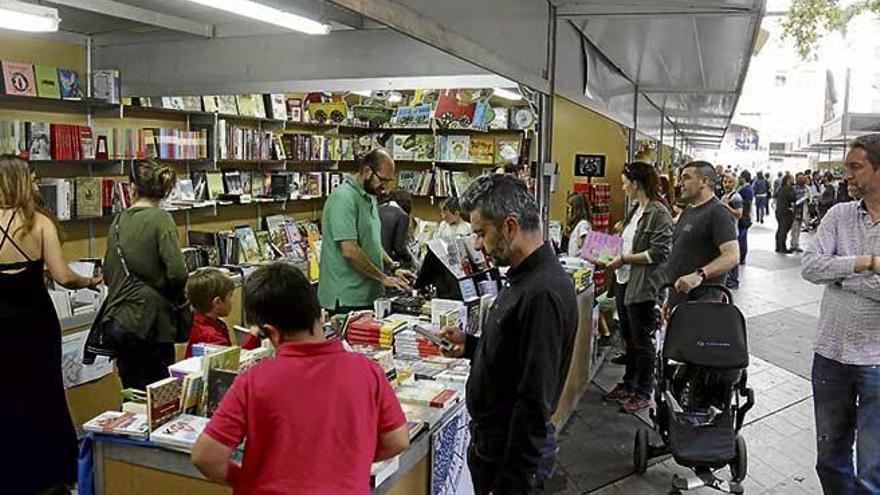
[0,32,86,74]
[551,96,628,225]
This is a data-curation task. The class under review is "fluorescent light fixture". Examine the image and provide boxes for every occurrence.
[387,92,403,104]
[493,88,522,101]
[352,90,372,97]
[182,0,331,35]
[0,0,60,32]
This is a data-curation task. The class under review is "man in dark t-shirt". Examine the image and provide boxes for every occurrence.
[666,161,739,306]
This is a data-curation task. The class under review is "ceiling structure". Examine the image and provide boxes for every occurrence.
[556,0,766,150]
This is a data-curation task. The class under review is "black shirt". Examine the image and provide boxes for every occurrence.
[775,185,796,216]
[378,202,413,267]
[464,242,577,492]
[665,197,737,290]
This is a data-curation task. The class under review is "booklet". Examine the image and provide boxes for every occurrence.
[581,230,623,264]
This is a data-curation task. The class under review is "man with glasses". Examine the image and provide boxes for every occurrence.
[318,149,413,315]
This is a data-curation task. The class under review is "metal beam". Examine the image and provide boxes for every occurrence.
[675,123,727,132]
[682,131,725,139]
[326,0,549,93]
[641,87,737,95]
[48,0,214,38]
[557,8,753,18]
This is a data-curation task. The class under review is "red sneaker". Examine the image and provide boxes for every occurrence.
[602,384,632,403]
[620,395,652,413]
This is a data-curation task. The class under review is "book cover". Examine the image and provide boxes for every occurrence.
[396,382,459,409]
[286,98,303,122]
[581,230,623,263]
[251,172,266,198]
[202,96,218,113]
[412,135,436,162]
[80,126,95,160]
[469,136,495,164]
[494,138,520,165]
[253,94,267,118]
[217,95,239,115]
[206,171,225,200]
[199,346,241,416]
[92,69,120,103]
[57,68,84,100]
[445,135,470,162]
[266,94,287,121]
[182,96,202,112]
[234,226,261,263]
[34,65,61,99]
[83,411,149,439]
[391,134,416,161]
[190,171,207,202]
[150,414,209,453]
[204,368,238,418]
[146,377,183,430]
[236,95,257,117]
[489,107,509,130]
[1,61,37,97]
[75,177,103,219]
[175,179,196,203]
[27,122,51,160]
[223,171,243,195]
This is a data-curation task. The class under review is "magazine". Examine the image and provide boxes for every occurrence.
[580,230,623,263]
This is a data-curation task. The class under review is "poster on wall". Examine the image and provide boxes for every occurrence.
[61,330,112,388]
[574,154,606,178]
[431,407,474,495]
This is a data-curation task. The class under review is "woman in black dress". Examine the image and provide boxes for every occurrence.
[0,155,100,495]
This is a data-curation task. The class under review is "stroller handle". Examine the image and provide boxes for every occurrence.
[657,282,734,305]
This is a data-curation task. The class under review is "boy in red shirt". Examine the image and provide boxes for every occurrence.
[191,262,409,494]
[185,268,258,358]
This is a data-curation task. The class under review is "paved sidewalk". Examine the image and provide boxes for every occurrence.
[552,218,826,494]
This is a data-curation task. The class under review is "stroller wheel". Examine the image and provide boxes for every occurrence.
[634,428,649,474]
[730,434,748,482]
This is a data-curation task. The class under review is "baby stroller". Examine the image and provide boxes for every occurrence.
[633,284,755,494]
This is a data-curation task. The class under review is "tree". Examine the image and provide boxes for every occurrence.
[782,0,880,60]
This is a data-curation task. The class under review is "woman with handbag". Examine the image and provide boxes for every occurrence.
[0,155,100,495]
[101,161,188,389]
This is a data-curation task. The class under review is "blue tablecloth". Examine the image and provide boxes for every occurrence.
[78,433,158,495]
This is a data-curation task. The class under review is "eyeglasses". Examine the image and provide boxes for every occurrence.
[372,171,395,184]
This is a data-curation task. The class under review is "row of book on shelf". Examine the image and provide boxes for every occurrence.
[0,120,208,161]
[390,134,522,164]
[0,60,117,101]
[397,168,481,198]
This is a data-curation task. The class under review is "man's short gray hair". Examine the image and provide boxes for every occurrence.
[851,133,880,169]
[683,160,718,187]
[459,174,540,233]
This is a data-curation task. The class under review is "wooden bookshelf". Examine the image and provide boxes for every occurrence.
[0,94,116,115]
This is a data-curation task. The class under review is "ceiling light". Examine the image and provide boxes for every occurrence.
[493,88,522,101]
[387,92,403,104]
[182,0,331,35]
[0,0,60,32]
[352,90,372,97]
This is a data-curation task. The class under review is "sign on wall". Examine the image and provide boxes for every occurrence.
[574,154,606,178]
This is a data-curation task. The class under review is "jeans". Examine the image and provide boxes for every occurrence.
[812,354,880,494]
[615,283,656,398]
[738,227,749,263]
[468,423,556,495]
[776,211,794,251]
[755,195,768,223]
[791,218,803,249]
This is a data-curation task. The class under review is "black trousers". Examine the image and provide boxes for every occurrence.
[776,211,794,251]
[468,424,556,495]
[615,283,657,398]
[116,342,175,390]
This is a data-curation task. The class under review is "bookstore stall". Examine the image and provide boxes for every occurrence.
[0,6,602,495]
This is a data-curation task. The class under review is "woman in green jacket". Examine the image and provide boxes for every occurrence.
[102,161,188,389]
[600,162,674,413]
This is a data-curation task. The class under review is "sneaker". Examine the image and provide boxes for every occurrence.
[610,354,628,365]
[597,335,613,347]
[620,395,652,413]
[792,247,804,253]
[602,384,631,403]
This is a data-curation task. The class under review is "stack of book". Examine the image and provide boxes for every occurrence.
[346,315,405,349]
[218,120,272,160]
[150,414,210,453]
[83,411,150,440]
[395,381,460,409]
[394,328,442,359]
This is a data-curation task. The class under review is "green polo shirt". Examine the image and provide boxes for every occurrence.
[318,174,384,309]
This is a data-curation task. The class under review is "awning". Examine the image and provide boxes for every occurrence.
[557,0,766,150]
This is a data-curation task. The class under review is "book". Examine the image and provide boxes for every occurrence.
[223,171,243,195]
[494,138,520,165]
[253,94,267,118]
[391,134,416,161]
[27,122,51,160]
[236,95,257,117]
[234,226,261,263]
[57,68,84,100]
[286,98,303,122]
[581,230,623,263]
[217,95,239,115]
[489,107,509,130]
[206,171,225,200]
[370,457,399,488]
[440,135,470,162]
[202,96,218,113]
[174,179,196,204]
[182,96,202,112]
[190,171,208,202]
[83,411,149,440]
[146,377,183,430]
[34,65,61,99]
[150,414,209,453]
[412,135,436,162]
[80,126,95,160]
[395,382,459,409]
[92,69,120,103]
[75,177,103,219]
[1,61,37,97]
[200,346,241,416]
[266,94,287,120]
[204,368,238,418]
[470,136,495,164]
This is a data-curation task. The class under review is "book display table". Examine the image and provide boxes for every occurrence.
[84,401,465,495]
[552,285,597,427]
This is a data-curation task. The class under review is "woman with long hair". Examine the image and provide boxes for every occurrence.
[565,192,591,257]
[599,162,674,413]
[0,155,100,495]
[101,161,188,389]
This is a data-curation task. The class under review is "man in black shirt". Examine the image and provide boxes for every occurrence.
[666,161,739,305]
[440,174,577,495]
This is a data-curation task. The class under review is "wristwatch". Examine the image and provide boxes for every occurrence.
[696,268,708,281]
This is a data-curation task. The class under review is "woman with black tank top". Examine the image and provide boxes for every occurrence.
[0,155,100,495]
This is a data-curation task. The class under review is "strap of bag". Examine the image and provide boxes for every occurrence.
[114,216,134,280]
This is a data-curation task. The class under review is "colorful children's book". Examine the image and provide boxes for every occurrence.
[83,411,149,440]
[199,346,241,416]
[217,95,239,115]
[204,368,238,418]
[469,136,495,164]
[234,226,261,263]
[580,230,623,264]
[150,414,209,453]
[34,65,61,99]
[494,138,520,165]
[1,61,37,97]
[57,68,84,100]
